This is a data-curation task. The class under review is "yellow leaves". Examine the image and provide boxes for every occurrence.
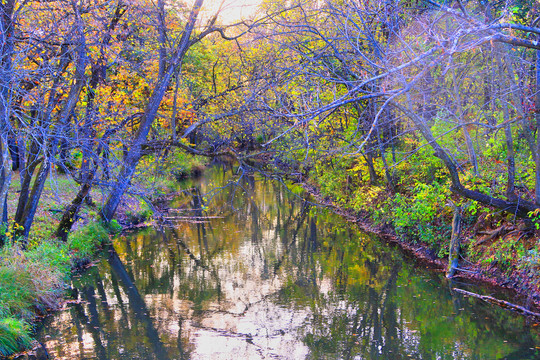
[529,208,540,218]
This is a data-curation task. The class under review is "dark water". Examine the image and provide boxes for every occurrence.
[38,166,540,359]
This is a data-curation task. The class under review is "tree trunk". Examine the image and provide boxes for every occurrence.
[14,146,41,225]
[497,49,517,202]
[534,45,540,206]
[0,1,15,243]
[101,0,205,222]
[447,202,461,278]
[452,68,479,175]
[0,135,13,245]
[504,121,517,202]
[157,0,167,81]
[365,150,378,185]
[17,157,50,241]
[378,127,394,191]
[56,174,95,241]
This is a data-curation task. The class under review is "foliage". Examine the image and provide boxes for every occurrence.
[0,217,122,356]
[103,219,123,234]
[68,222,110,261]
[0,318,32,356]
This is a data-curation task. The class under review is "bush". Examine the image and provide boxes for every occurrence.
[103,219,122,234]
[391,182,451,251]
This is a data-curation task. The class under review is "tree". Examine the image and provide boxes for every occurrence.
[200,0,540,219]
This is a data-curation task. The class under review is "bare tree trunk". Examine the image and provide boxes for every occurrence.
[504,120,517,202]
[534,46,540,206]
[0,135,13,244]
[377,127,394,191]
[17,156,50,241]
[17,133,26,183]
[157,0,167,81]
[497,48,517,202]
[447,202,461,278]
[101,0,205,222]
[0,1,15,241]
[364,150,378,185]
[56,174,95,241]
[14,141,41,224]
[452,68,479,175]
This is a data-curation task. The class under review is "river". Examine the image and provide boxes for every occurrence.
[37,165,540,359]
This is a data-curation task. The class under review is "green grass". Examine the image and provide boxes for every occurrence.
[0,221,112,356]
[0,318,32,356]
[0,158,208,356]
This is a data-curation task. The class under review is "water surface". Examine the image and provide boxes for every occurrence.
[38,166,540,359]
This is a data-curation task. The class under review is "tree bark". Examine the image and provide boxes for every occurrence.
[452,68,479,175]
[14,144,41,225]
[447,202,461,278]
[534,45,540,206]
[0,135,12,245]
[496,48,517,202]
[101,0,205,222]
[56,175,94,242]
[17,157,51,241]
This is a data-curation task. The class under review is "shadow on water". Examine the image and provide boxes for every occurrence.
[37,166,540,359]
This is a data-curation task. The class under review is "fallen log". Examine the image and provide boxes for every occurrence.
[453,288,540,318]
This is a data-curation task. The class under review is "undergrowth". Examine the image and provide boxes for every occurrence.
[0,221,115,356]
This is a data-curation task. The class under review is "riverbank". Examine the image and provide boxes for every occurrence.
[1,203,154,358]
[294,171,540,312]
[0,222,117,358]
[33,163,540,359]
[0,155,209,358]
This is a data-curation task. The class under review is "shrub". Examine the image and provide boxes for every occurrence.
[391,182,451,251]
[103,219,122,234]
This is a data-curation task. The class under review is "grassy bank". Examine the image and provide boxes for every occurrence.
[0,152,208,357]
[0,221,118,357]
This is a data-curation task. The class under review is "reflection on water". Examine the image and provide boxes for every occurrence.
[38,165,540,359]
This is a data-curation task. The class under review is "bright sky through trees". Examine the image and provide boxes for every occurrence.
[201,0,261,23]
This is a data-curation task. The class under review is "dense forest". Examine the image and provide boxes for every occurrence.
[2,0,540,356]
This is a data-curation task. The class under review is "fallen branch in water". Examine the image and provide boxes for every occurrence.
[453,288,540,318]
